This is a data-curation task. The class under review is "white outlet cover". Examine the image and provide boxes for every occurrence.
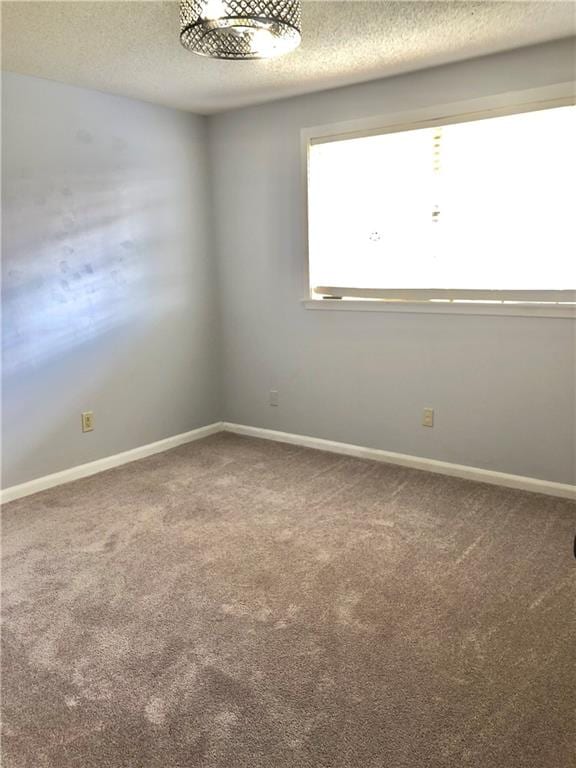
[422,408,434,427]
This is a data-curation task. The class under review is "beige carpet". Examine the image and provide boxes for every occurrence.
[2,432,575,767]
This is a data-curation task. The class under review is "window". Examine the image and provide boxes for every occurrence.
[305,101,576,315]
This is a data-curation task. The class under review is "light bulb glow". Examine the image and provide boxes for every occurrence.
[180,0,302,60]
[200,0,227,21]
[249,28,285,57]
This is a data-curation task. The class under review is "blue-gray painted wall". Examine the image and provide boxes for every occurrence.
[2,73,220,487]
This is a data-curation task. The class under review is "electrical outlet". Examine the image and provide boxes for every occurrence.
[269,389,279,407]
[81,411,94,432]
[422,408,434,428]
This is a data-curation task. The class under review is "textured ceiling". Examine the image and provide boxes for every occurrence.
[2,1,575,114]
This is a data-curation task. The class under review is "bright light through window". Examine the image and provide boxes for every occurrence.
[307,104,576,302]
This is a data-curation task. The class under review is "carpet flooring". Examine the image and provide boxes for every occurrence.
[2,432,575,767]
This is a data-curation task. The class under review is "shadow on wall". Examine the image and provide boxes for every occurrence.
[1,163,194,484]
[2,169,179,376]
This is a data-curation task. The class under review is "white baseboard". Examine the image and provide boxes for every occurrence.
[222,423,576,501]
[3,420,574,504]
[1,422,224,504]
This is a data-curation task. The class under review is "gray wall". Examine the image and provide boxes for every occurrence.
[2,73,220,488]
[209,39,576,485]
[3,41,574,490]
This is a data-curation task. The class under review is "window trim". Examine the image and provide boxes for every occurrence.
[301,299,575,319]
[301,84,576,319]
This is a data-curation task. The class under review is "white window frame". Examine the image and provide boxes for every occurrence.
[301,84,576,319]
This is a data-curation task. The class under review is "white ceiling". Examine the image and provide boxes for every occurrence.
[2,1,575,114]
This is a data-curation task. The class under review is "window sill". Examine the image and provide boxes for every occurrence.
[301,300,576,319]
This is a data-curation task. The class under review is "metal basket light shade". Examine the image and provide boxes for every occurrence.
[180,0,302,60]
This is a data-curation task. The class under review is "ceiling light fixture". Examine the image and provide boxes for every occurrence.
[180,0,302,60]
